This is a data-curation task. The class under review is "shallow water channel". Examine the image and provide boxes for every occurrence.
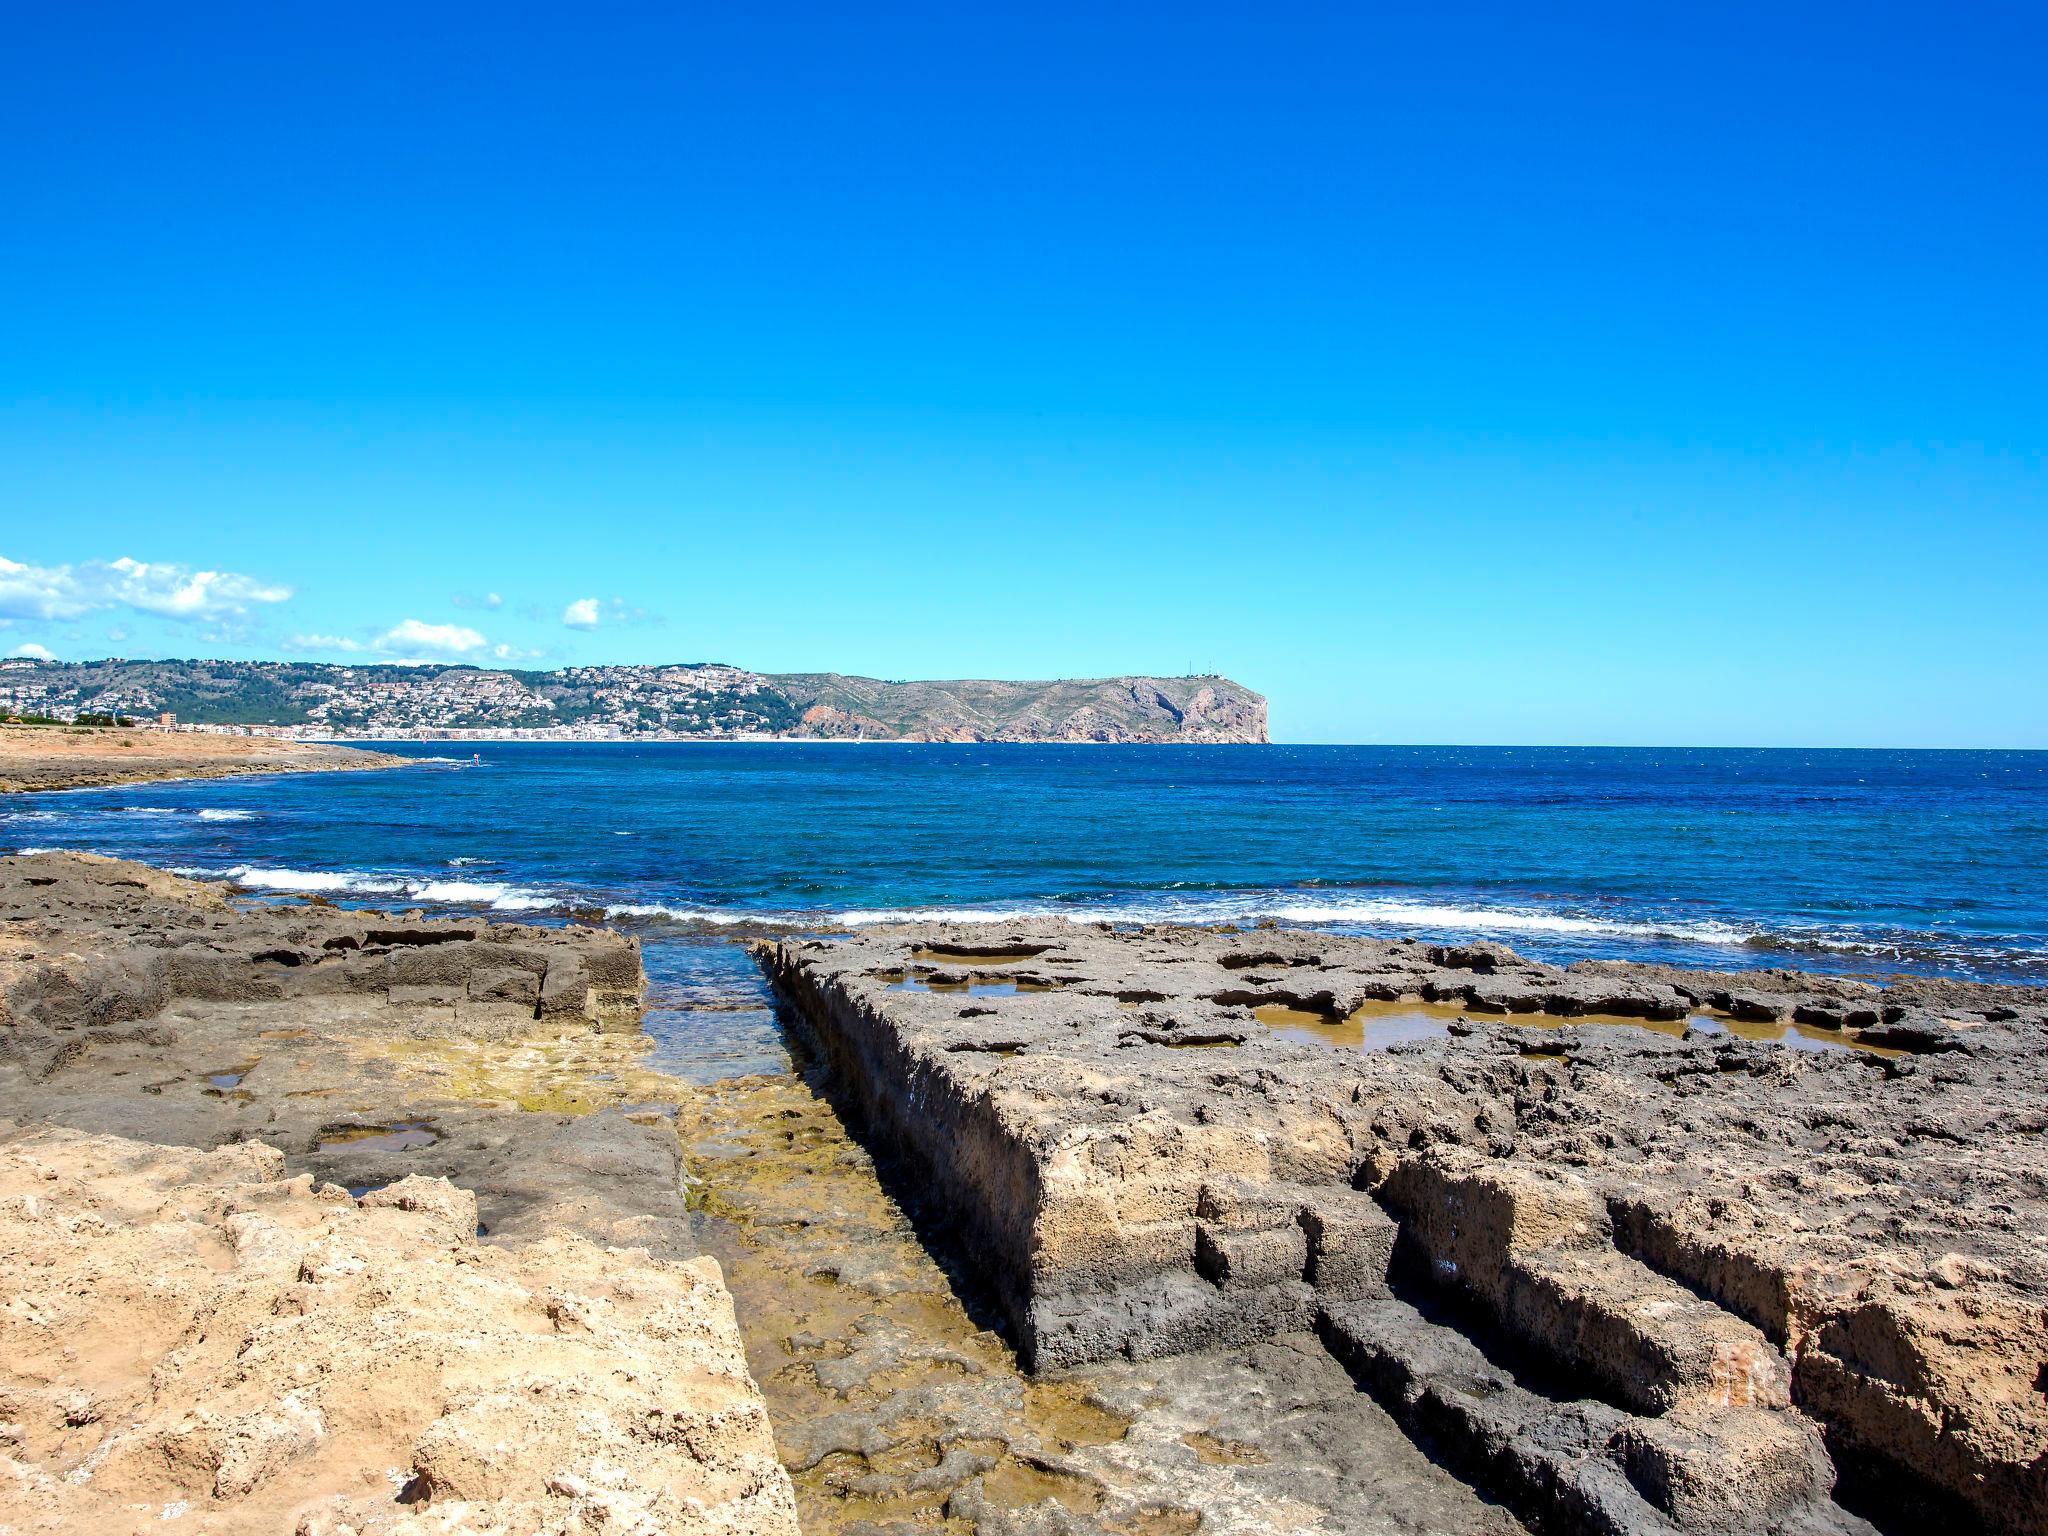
[638,935,1525,1535]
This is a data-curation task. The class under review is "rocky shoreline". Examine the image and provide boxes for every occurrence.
[761,925,2048,1536]
[0,725,408,794]
[0,852,797,1533]
[5,849,2044,1536]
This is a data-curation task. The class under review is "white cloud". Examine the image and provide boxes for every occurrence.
[0,554,292,623]
[562,597,601,630]
[5,642,54,660]
[491,642,544,662]
[290,621,493,660]
[375,619,487,656]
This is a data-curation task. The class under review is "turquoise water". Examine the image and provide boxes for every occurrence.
[6,744,2044,1000]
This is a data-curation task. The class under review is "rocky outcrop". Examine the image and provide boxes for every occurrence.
[0,725,405,793]
[0,659,1270,743]
[0,1124,798,1534]
[772,672,1268,743]
[0,848,803,1533]
[0,852,687,1255]
[760,925,2048,1536]
[0,852,644,1075]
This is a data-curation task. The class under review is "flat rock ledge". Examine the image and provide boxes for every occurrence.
[0,850,646,1074]
[761,924,2048,1536]
[0,725,407,794]
[0,1124,799,1536]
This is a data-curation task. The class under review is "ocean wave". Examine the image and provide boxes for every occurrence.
[837,906,1033,926]
[221,864,405,895]
[832,891,1760,948]
[1260,898,1757,947]
[197,809,253,822]
[1746,926,2048,973]
[209,864,556,912]
[605,902,768,926]
[131,858,2043,979]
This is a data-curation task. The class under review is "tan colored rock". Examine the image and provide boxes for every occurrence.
[0,1123,798,1536]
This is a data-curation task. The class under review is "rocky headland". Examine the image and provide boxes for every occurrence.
[0,725,407,794]
[1,659,1270,744]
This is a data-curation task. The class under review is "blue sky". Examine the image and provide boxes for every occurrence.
[2,2,2043,746]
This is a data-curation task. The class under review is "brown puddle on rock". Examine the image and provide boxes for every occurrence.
[983,1457,1106,1514]
[1256,998,1901,1056]
[889,975,1061,996]
[911,947,1052,966]
[315,1121,439,1153]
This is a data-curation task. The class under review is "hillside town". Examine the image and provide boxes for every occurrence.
[0,658,799,740]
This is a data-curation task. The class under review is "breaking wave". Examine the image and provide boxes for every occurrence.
[835,891,1759,948]
[205,864,557,913]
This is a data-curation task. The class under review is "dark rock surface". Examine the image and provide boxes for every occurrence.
[762,923,2048,1536]
[0,850,688,1254]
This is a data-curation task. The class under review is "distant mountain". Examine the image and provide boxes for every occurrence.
[0,659,1268,744]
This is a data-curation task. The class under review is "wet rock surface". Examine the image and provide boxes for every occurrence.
[762,924,2048,1536]
[682,1063,1527,1536]
[0,851,685,1250]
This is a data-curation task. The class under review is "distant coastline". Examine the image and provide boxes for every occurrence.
[0,659,1269,745]
[0,725,405,795]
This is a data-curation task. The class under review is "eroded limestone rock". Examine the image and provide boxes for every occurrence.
[763,923,2048,1536]
[0,1123,798,1535]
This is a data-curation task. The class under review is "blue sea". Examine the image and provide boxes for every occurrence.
[6,745,2044,1072]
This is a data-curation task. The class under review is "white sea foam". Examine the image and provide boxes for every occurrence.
[836,906,1031,926]
[605,902,761,925]
[832,891,1758,948]
[197,809,253,822]
[1260,897,1757,946]
[408,879,511,903]
[208,865,553,911]
[221,865,403,894]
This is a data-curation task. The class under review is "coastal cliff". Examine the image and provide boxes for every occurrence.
[777,673,1267,743]
[0,658,1269,743]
